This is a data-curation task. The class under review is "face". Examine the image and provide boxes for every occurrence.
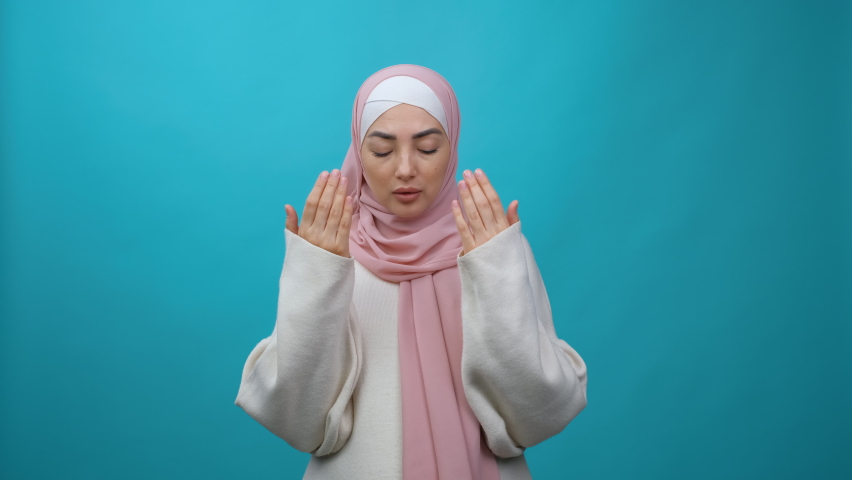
[359,103,452,218]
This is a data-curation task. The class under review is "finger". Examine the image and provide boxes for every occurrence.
[302,171,329,227]
[337,195,355,255]
[324,176,348,237]
[458,179,486,240]
[462,170,498,234]
[452,199,476,254]
[507,200,520,226]
[285,204,299,233]
[313,168,341,230]
[474,168,509,230]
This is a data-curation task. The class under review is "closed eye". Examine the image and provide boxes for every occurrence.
[372,149,438,157]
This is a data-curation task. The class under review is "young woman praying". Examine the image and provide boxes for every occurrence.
[235,64,588,480]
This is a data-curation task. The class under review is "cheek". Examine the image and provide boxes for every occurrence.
[433,149,452,177]
[359,151,377,189]
[425,151,452,193]
[361,158,394,192]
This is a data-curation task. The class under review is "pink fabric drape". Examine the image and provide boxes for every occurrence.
[340,64,500,480]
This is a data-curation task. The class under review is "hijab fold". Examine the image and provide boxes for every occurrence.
[340,64,500,480]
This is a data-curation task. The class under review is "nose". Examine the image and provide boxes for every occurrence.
[395,148,416,180]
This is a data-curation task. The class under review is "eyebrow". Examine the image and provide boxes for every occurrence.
[367,128,443,140]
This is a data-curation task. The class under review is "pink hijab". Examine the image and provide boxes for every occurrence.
[341,65,501,479]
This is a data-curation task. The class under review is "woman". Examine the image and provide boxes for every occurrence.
[235,64,588,480]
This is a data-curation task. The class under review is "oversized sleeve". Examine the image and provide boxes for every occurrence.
[457,221,588,458]
[234,228,362,456]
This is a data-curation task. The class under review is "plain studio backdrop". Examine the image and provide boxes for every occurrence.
[1,1,849,479]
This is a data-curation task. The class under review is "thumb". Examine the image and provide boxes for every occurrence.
[285,205,299,233]
[507,200,520,226]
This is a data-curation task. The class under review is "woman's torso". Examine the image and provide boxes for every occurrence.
[301,261,532,480]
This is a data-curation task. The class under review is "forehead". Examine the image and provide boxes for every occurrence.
[366,104,444,135]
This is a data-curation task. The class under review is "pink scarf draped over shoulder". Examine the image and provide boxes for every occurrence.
[340,64,501,480]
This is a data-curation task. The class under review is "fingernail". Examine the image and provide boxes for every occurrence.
[459,180,468,190]
[452,200,459,208]
[475,168,483,177]
[345,196,353,205]
[463,170,473,179]
[340,177,348,186]
[331,169,340,178]
[320,171,329,179]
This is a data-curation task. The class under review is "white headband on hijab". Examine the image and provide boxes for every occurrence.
[359,75,449,143]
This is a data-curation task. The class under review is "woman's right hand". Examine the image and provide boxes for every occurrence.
[285,169,354,258]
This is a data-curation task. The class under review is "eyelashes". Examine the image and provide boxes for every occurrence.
[372,148,439,157]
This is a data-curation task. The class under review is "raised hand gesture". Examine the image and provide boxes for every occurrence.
[285,169,354,258]
[451,168,520,256]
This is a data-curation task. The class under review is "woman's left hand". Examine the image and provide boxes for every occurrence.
[452,168,520,256]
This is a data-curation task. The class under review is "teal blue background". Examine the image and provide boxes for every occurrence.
[1,1,849,478]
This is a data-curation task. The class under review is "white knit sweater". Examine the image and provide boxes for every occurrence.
[235,221,588,479]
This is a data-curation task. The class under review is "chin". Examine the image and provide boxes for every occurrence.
[389,199,429,218]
